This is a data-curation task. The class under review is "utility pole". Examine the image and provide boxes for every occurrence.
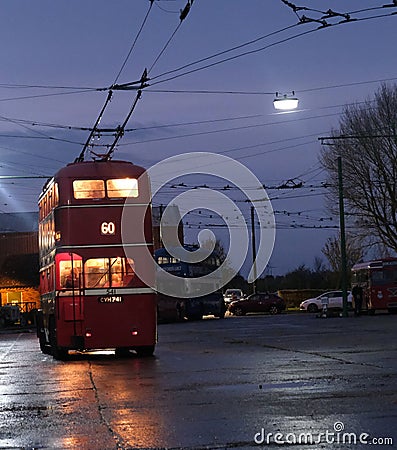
[319,137,350,318]
[338,156,349,317]
[251,206,257,294]
[159,204,164,248]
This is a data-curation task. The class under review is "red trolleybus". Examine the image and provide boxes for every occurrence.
[36,160,156,359]
[351,258,397,314]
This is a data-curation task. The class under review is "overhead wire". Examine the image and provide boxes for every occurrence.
[146,77,397,96]
[0,88,99,103]
[148,22,300,83]
[0,114,84,147]
[154,1,179,14]
[76,0,157,162]
[112,0,155,85]
[147,0,194,75]
[117,110,343,147]
[0,83,99,90]
[148,26,319,87]
[2,2,392,205]
[78,1,194,162]
[0,91,374,143]
[144,3,396,236]
[147,7,397,87]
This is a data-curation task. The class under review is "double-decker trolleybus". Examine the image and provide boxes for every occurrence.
[37,160,157,359]
[154,245,226,322]
[351,258,397,314]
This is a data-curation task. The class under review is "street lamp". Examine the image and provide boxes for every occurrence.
[273,91,299,110]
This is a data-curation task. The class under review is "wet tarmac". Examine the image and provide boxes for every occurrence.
[0,312,396,449]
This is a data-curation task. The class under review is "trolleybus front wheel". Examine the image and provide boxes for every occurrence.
[39,333,51,355]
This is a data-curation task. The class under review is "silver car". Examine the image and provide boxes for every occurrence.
[300,291,352,313]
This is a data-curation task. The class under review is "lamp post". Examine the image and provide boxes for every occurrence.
[247,93,298,294]
[338,156,349,317]
[251,206,257,294]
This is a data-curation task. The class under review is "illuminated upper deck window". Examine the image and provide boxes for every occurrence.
[73,180,105,199]
[107,178,138,198]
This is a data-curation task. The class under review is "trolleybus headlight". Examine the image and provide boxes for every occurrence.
[85,330,92,338]
[131,328,138,336]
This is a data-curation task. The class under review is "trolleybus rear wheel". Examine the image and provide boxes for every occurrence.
[115,347,131,357]
[49,317,68,360]
[36,311,51,355]
[135,345,155,357]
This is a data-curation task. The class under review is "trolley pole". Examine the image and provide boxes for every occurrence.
[251,206,257,294]
[338,156,349,317]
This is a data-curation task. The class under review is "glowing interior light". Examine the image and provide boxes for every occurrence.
[131,329,138,336]
[273,96,299,110]
[85,331,92,338]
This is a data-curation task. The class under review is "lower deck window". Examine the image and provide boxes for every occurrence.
[84,257,135,288]
[60,259,82,289]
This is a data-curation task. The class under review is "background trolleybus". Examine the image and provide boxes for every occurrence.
[155,245,226,322]
[351,258,397,314]
[36,160,157,359]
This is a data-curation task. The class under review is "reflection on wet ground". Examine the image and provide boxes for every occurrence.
[0,314,396,449]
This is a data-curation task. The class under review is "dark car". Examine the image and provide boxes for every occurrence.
[228,292,286,316]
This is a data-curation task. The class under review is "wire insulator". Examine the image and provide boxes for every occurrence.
[180,1,191,21]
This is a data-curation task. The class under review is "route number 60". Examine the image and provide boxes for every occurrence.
[101,221,115,235]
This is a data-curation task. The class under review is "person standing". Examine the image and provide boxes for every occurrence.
[352,284,364,316]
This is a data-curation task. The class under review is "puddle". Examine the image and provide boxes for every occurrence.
[205,380,312,392]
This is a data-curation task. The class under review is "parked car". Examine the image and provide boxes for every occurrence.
[228,292,286,316]
[0,304,22,327]
[300,291,353,313]
[223,289,244,304]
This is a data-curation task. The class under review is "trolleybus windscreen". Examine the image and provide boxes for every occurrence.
[73,180,105,199]
[106,178,138,198]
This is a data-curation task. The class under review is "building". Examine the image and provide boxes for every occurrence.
[0,212,39,311]
[152,205,184,250]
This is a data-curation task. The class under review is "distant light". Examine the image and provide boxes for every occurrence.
[273,92,299,110]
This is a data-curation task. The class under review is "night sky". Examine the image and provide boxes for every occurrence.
[0,0,396,275]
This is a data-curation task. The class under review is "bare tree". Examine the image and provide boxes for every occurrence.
[321,84,397,253]
[322,232,364,272]
[313,256,325,273]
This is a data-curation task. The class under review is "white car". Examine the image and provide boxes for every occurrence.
[223,289,243,304]
[300,291,352,313]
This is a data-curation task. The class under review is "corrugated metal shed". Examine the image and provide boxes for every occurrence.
[0,212,38,233]
[0,232,38,258]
